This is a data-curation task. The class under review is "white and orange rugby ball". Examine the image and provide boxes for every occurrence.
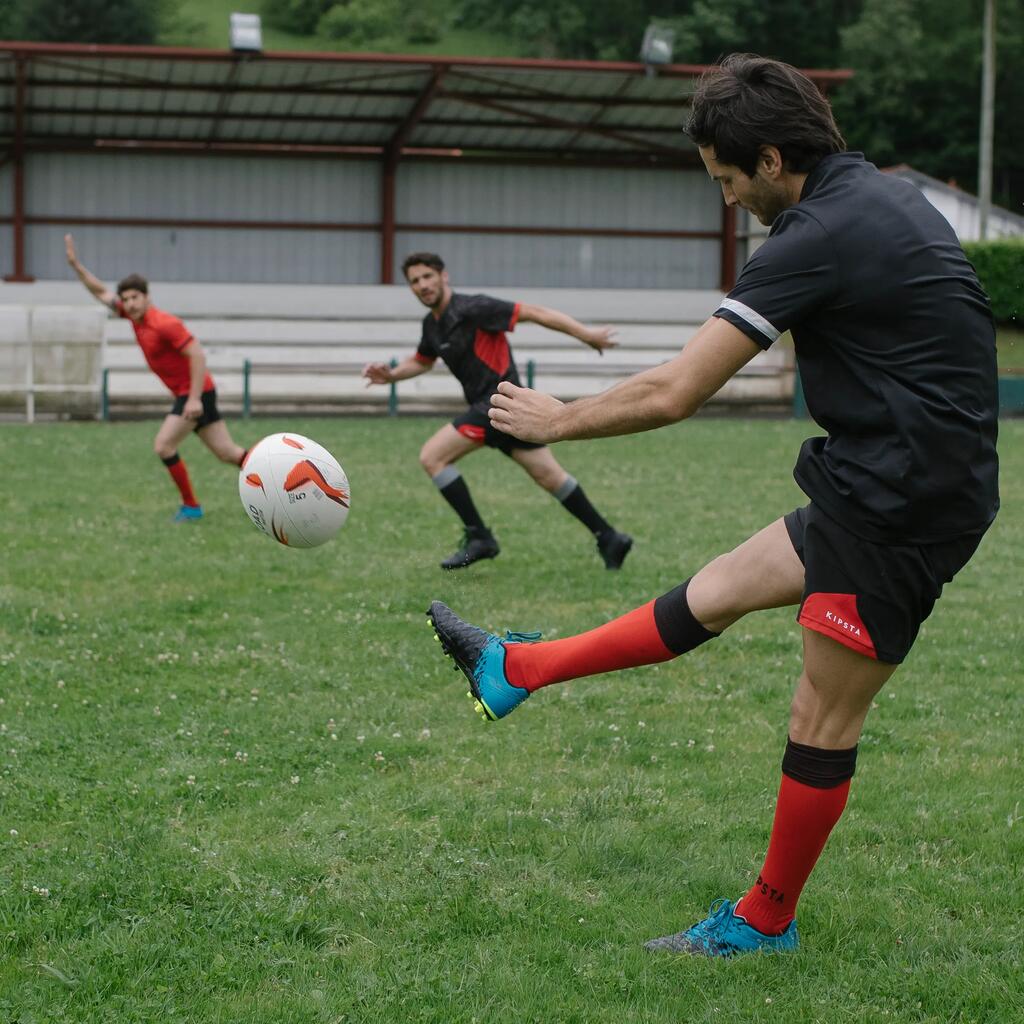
[239,433,350,548]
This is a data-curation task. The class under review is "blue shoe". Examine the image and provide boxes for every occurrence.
[644,899,799,957]
[173,504,204,523]
[427,601,540,721]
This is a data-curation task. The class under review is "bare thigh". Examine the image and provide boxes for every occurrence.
[687,517,805,633]
[153,414,196,459]
[789,627,897,748]
[419,423,482,476]
[509,445,568,493]
[197,419,244,464]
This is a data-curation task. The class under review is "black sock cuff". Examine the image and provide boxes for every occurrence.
[782,737,858,789]
[161,453,180,467]
[652,578,719,656]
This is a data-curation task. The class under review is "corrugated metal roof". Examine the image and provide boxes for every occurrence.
[0,42,851,164]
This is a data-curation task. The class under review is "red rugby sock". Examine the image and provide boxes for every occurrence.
[164,455,199,507]
[738,773,851,935]
[505,601,674,692]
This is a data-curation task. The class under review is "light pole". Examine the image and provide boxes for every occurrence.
[977,0,995,240]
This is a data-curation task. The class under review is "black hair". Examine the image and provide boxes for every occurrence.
[116,273,149,296]
[401,252,445,277]
[684,53,845,177]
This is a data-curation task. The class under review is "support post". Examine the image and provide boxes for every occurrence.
[101,367,110,422]
[527,359,535,389]
[388,358,398,416]
[242,358,251,419]
[719,201,737,292]
[380,155,397,284]
[379,67,447,284]
[5,57,34,283]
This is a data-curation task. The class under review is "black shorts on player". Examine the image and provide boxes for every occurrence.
[785,503,987,664]
[170,388,222,431]
[451,402,545,456]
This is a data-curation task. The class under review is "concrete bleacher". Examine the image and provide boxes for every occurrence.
[0,282,795,418]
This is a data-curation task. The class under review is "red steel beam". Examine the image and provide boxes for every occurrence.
[380,67,447,283]
[18,136,701,168]
[440,91,692,159]
[7,78,700,108]
[0,104,693,135]
[0,41,853,86]
[18,213,718,241]
[3,56,32,282]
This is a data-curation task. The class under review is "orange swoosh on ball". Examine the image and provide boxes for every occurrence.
[245,473,265,492]
[271,517,289,545]
[283,459,350,507]
[282,436,304,450]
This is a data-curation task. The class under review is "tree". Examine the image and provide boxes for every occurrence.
[834,0,1024,208]
[19,0,160,44]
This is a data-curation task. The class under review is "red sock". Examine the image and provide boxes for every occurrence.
[738,773,851,935]
[505,601,674,692]
[165,456,199,507]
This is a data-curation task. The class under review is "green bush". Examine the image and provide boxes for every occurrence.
[963,239,1024,325]
[261,0,332,36]
[318,0,398,43]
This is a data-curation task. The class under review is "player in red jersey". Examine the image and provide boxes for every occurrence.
[65,235,248,521]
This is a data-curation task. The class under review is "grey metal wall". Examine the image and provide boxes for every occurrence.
[22,153,381,283]
[394,162,722,288]
[8,152,723,287]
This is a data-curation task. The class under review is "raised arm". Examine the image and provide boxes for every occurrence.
[516,302,617,354]
[489,315,761,442]
[64,234,116,309]
[362,354,434,387]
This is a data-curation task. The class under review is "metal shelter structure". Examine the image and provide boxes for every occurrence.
[0,42,851,287]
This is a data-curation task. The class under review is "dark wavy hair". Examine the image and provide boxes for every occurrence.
[401,252,445,277]
[116,273,149,296]
[684,54,845,177]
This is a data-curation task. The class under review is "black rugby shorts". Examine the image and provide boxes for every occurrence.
[784,503,986,664]
[170,388,222,431]
[451,401,545,456]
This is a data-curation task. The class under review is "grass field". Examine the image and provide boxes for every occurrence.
[1,416,1021,1023]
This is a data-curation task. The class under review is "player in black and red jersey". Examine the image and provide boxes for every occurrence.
[66,234,248,521]
[427,56,999,957]
[363,252,632,570]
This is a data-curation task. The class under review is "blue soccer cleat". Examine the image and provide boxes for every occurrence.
[644,899,799,957]
[173,504,204,523]
[427,601,540,721]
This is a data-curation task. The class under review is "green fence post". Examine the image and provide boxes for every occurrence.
[242,359,251,419]
[527,359,535,389]
[388,358,398,416]
[101,368,109,422]
[792,366,808,419]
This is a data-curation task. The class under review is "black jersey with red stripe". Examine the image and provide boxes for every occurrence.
[416,292,522,405]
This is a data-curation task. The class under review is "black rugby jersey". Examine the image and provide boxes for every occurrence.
[714,152,999,545]
[416,292,522,406]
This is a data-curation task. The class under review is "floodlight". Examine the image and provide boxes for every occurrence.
[640,24,675,71]
[230,13,263,54]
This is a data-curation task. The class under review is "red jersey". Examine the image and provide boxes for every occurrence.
[118,302,214,396]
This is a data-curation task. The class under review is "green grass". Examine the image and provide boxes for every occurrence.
[1,417,1022,1023]
[163,0,528,57]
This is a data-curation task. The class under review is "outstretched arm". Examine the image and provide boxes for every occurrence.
[517,302,617,354]
[64,234,116,309]
[362,354,434,387]
[489,316,761,442]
